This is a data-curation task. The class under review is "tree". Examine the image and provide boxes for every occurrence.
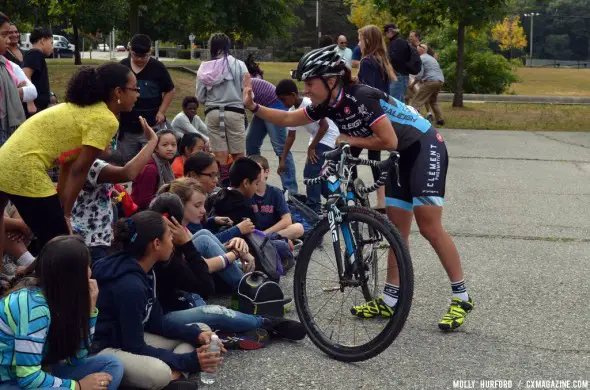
[347,0,394,29]
[379,0,508,106]
[492,16,528,58]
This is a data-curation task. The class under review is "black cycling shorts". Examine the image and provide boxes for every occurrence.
[385,128,448,211]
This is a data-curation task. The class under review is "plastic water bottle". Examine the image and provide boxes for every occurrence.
[200,335,221,385]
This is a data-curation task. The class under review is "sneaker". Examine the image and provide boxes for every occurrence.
[425,113,434,121]
[438,296,474,331]
[282,296,294,313]
[218,328,270,350]
[436,120,446,127]
[262,316,306,340]
[350,297,395,318]
[162,379,198,390]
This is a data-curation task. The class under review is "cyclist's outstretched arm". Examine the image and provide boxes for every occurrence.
[243,85,313,128]
[339,118,398,151]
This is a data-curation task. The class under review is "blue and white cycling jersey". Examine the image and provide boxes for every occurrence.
[304,84,431,151]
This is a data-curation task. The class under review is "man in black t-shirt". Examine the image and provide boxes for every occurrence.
[116,34,175,163]
[22,27,53,116]
[384,23,411,103]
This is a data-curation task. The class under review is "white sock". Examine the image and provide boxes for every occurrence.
[451,280,469,302]
[17,251,35,266]
[382,283,399,308]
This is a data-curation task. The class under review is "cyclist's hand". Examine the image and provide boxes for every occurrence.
[335,135,350,146]
[277,160,287,175]
[307,147,318,164]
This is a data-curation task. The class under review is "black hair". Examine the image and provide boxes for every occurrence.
[276,79,298,97]
[33,236,91,364]
[149,192,185,223]
[179,133,204,156]
[249,154,269,170]
[130,34,151,54]
[182,96,199,109]
[0,12,10,26]
[65,63,131,107]
[30,27,53,44]
[246,53,264,78]
[229,157,261,187]
[114,211,167,258]
[184,152,216,175]
[411,30,421,40]
[319,35,334,47]
[209,32,230,59]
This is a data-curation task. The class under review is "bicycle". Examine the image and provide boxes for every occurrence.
[293,144,414,362]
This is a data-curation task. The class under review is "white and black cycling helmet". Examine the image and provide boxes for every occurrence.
[291,44,347,81]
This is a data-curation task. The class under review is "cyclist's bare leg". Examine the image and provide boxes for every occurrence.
[413,205,464,281]
[385,206,413,285]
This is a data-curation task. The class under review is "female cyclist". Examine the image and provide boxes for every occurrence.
[242,45,473,331]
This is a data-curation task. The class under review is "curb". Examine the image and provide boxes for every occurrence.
[438,93,590,104]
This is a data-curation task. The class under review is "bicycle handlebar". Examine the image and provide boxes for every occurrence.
[302,143,400,193]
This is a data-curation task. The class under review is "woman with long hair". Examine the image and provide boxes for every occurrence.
[0,61,140,266]
[0,236,124,390]
[356,24,397,212]
[4,23,24,66]
[242,45,474,331]
[196,33,250,183]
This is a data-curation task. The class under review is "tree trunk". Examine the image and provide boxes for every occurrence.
[73,20,82,65]
[129,0,140,36]
[453,21,466,108]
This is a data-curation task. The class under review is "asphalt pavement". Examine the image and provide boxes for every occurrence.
[205,130,590,390]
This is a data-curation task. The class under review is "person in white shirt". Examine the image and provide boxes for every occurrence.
[171,96,209,142]
[275,79,340,213]
[335,35,353,68]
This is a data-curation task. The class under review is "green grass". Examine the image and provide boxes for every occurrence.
[46,60,590,131]
[510,68,590,97]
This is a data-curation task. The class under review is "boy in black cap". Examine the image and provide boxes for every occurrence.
[116,34,176,163]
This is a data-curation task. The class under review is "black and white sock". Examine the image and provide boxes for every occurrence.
[382,283,399,308]
[451,280,469,302]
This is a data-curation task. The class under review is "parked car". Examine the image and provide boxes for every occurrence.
[116,45,126,52]
[54,35,74,50]
[97,44,110,51]
[52,41,74,58]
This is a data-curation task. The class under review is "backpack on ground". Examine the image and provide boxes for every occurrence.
[244,230,284,282]
[233,271,286,317]
[406,41,422,75]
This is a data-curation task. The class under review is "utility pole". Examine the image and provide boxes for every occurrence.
[524,13,540,67]
[316,0,321,47]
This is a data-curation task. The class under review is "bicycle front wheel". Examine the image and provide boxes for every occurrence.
[294,206,413,362]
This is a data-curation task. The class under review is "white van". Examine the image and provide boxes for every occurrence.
[54,35,74,50]
[20,33,31,50]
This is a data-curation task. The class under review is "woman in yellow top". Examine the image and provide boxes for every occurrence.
[0,62,142,262]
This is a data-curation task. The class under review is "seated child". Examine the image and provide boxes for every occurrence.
[249,155,304,241]
[132,129,177,210]
[92,211,222,390]
[170,96,209,140]
[171,133,206,178]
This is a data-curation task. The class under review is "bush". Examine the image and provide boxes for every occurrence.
[428,24,519,94]
[176,49,191,59]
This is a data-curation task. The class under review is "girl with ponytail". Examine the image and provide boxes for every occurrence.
[0,62,141,267]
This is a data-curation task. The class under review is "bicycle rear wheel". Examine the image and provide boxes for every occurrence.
[294,206,413,362]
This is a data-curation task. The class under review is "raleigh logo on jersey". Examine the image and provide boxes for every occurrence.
[344,106,351,115]
[436,133,444,143]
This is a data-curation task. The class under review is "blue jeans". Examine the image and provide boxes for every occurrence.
[165,302,263,333]
[191,229,243,289]
[304,143,333,213]
[246,102,298,194]
[0,355,124,390]
[390,74,409,102]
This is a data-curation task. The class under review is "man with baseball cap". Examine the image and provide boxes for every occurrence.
[116,34,176,163]
[384,23,413,102]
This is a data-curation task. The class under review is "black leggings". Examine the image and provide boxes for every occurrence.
[9,194,69,252]
[350,147,382,181]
